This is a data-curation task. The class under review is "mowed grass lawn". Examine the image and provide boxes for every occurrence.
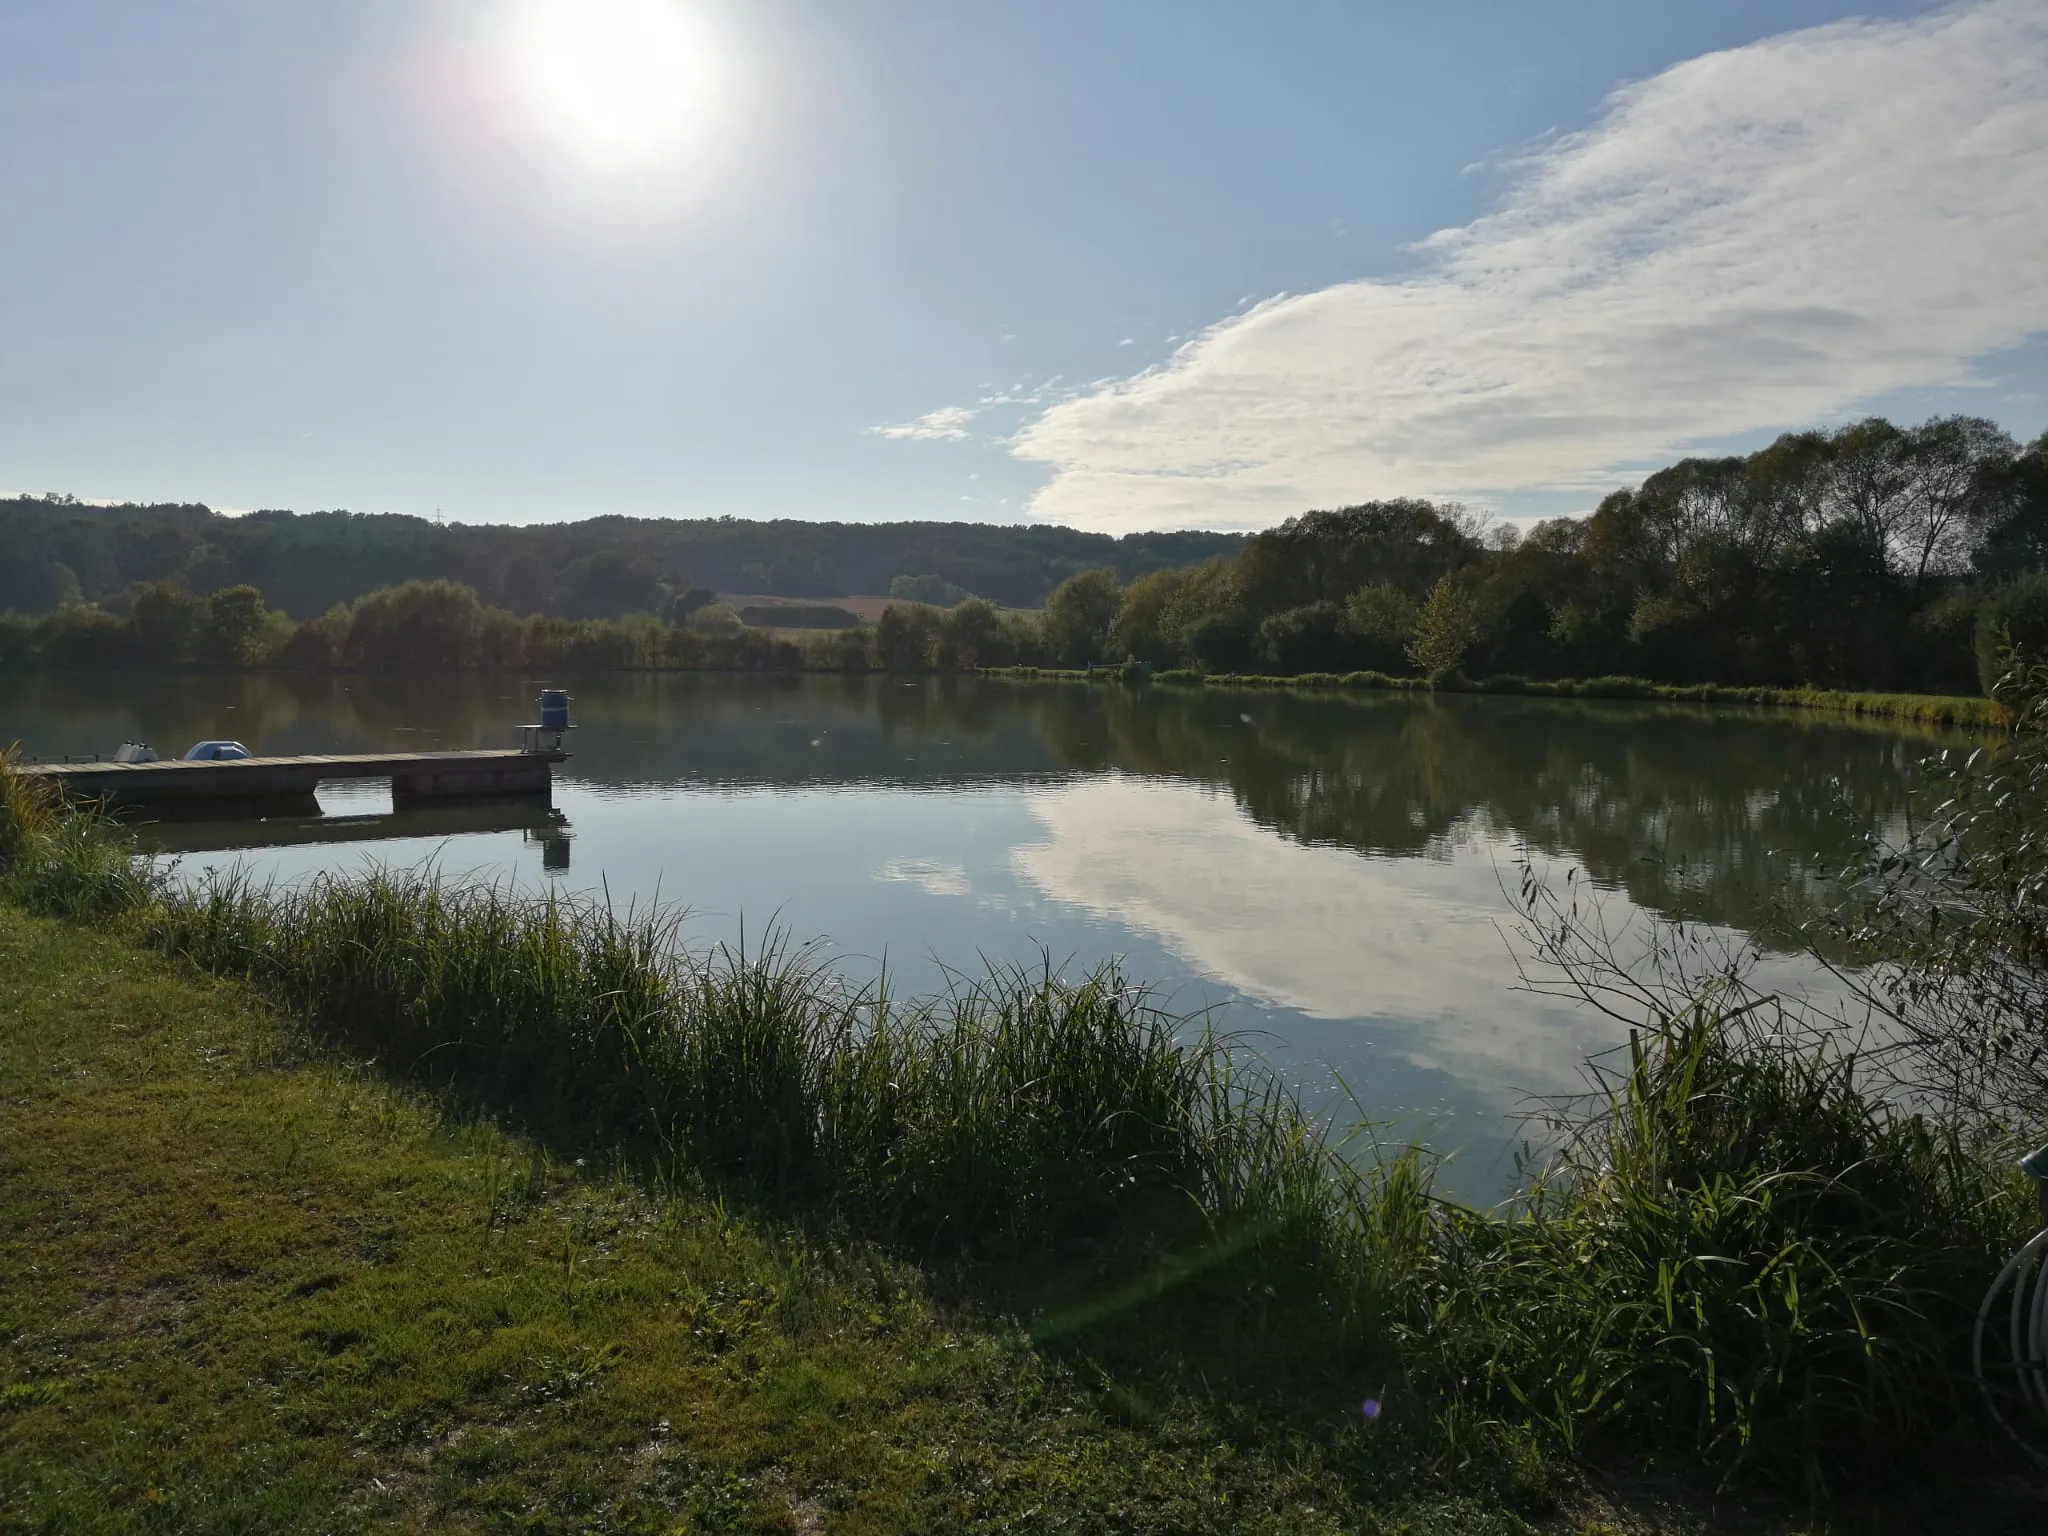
[0,906,1571,1535]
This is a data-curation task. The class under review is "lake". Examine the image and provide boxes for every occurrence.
[1,671,1951,1197]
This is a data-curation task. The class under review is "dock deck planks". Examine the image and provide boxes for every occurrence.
[17,749,570,809]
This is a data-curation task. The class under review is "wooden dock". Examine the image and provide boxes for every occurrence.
[17,749,569,812]
[125,800,568,855]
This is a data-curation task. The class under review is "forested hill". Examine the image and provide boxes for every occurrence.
[0,502,1246,619]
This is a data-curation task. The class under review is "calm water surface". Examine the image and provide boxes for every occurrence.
[2,672,1955,1196]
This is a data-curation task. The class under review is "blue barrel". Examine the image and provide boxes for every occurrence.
[538,689,571,731]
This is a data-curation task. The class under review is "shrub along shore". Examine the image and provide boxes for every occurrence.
[984,665,2007,730]
[1,758,2041,1530]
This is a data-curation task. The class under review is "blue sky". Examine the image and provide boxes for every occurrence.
[3,0,2045,530]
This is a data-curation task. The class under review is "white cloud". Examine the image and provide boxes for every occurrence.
[874,855,970,898]
[1010,776,1621,1104]
[870,404,979,441]
[1009,0,2048,532]
[1010,775,1850,1110]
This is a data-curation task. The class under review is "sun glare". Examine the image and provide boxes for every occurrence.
[511,0,715,159]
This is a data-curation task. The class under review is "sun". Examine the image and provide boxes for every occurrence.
[511,0,716,159]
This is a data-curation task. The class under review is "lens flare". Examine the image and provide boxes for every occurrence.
[511,0,715,159]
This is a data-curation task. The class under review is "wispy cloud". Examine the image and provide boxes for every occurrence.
[1009,0,2048,532]
[870,404,979,441]
[1011,775,1854,1106]
[874,856,970,897]
[1009,777,1622,1103]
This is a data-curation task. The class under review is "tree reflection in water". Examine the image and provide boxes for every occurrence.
[0,671,1948,957]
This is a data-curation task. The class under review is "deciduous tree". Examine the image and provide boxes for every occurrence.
[1407,576,1478,679]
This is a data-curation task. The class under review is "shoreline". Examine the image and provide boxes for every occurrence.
[2,659,2005,731]
[980,665,2006,729]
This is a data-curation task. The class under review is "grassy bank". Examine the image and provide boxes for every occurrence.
[6,905,1525,1533]
[2,763,2042,1530]
[980,666,2005,730]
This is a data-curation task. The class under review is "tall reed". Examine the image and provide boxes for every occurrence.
[0,749,159,917]
[148,866,1355,1277]
[0,746,57,869]
[141,860,2032,1489]
[1419,1003,2026,1493]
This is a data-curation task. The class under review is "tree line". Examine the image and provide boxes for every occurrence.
[0,498,1242,617]
[1075,414,2048,694]
[0,578,1061,675]
[8,413,2045,693]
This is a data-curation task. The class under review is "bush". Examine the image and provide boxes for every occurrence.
[1446,870,2036,1493]
[1973,574,2048,694]
[1432,1003,2023,1492]
[1338,670,1406,690]
[691,602,746,639]
[1343,583,1420,673]
[1184,609,1258,673]
[890,574,973,607]
[1833,647,2048,1125]
[738,603,862,631]
[1253,602,1350,674]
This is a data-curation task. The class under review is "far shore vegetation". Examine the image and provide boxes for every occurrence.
[8,413,2048,716]
[984,666,2008,730]
[7,654,2048,1529]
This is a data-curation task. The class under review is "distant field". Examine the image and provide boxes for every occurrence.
[721,593,891,624]
[732,601,864,631]
[721,594,1043,626]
